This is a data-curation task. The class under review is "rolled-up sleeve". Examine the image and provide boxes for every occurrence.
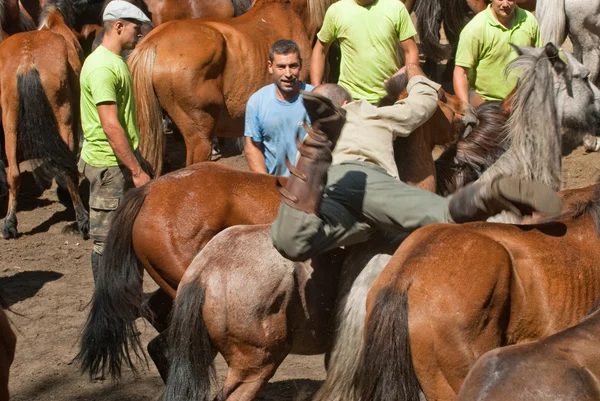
[377,76,441,138]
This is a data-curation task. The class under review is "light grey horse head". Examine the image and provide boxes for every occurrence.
[511,43,600,133]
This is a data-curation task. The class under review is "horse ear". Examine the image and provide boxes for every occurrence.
[544,43,567,75]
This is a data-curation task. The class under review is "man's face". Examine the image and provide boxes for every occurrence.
[268,52,301,94]
[120,20,143,50]
[491,0,516,20]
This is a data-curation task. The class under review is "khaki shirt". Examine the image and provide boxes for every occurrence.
[332,76,441,179]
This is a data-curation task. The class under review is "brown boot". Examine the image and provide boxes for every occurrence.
[448,176,563,223]
[278,92,347,215]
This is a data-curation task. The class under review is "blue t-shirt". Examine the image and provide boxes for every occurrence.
[244,82,314,176]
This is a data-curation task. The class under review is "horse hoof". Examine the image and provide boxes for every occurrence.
[1,224,18,239]
[78,219,90,240]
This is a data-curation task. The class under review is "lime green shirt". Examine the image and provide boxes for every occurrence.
[80,45,140,167]
[455,5,542,101]
[317,0,416,103]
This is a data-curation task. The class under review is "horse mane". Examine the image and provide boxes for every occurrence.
[537,0,567,46]
[38,0,76,30]
[377,73,408,107]
[476,49,562,192]
[435,101,510,195]
[537,176,600,238]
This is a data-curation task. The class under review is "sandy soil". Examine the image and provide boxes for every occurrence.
[2,143,600,401]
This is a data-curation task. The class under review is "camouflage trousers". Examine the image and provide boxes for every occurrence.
[78,159,133,255]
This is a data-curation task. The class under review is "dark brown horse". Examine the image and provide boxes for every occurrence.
[0,0,89,238]
[77,81,473,382]
[0,0,37,42]
[0,294,15,401]
[355,184,600,401]
[127,0,330,175]
[457,296,600,401]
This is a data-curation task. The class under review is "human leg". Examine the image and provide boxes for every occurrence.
[80,160,133,282]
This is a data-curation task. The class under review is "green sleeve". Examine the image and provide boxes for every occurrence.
[88,67,118,105]
[397,2,417,42]
[316,6,337,44]
[455,27,479,69]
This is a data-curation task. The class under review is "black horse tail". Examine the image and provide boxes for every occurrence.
[77,185,150,380]
[17,67,77,189]
[163,284,215,401]
[354,288,421,401]
[414,0,450,63]
[441,0,472,47]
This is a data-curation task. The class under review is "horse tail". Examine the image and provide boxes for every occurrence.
[128,44,164,175]
[441,0,472,46]
[163,284,215,401]
[77,185,150,380]
[16,66,78,189]
[354,288,421,401]
[537,0,567,46]
[414,0,450,62]
[232,0,252,16]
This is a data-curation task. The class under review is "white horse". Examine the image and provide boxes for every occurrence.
[538,0,600,85]
[537,0,600,151]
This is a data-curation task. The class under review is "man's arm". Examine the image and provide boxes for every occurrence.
[400,38,420,66]
[378,64,441,137]
[453,65,470,104]
[244,137,268,174]
[311,40,331,87]
[97,103,150,187]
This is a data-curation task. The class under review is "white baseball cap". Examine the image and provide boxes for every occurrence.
[102,0,151,23]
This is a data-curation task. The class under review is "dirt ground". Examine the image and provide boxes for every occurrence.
[2,143,600,401]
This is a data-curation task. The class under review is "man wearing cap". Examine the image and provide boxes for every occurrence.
[78,0,151,281]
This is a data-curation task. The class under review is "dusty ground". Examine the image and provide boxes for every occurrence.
[2,143,600,401]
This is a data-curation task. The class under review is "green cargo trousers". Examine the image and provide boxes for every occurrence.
[271,161,453,261]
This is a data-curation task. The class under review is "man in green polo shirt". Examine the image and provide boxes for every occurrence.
[453,0,542,106]
[78,0,151,282]
[310,0,419,104]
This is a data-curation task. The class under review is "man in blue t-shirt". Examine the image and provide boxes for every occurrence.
[244,39,314,176]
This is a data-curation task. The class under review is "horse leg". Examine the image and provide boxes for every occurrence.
[143,289,173,382]
[2,111,20,239]
[218,347,291,401]
[169,108,216,166]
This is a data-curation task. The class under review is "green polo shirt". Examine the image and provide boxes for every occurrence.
[80,45,140,167]
[455,5,542,101]
[317,0,416,103]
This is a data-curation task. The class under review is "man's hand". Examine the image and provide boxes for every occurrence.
[132,169,151,187]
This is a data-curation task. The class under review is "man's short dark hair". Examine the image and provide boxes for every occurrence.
[269,39,302,63]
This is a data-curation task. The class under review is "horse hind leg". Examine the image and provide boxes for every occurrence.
[2,108,20,239]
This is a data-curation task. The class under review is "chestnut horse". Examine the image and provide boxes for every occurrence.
[77,81,473,381]
[457,296,600,401]
[127,0,329,175]
[0,293,15,401]
[354,183,600,401]
[0,0,89,239]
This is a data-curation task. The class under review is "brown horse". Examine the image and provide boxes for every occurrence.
[354,184,600,401]
[0,294,15,401]
[457,297,600,401]
[0,0,89,238]
[127,0,330,175]
[0,0,37,42]
[77,80,473,381]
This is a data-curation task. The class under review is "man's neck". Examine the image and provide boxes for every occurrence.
[491,7,516,28]
[275,81,302,102]
[101,35,124,56]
